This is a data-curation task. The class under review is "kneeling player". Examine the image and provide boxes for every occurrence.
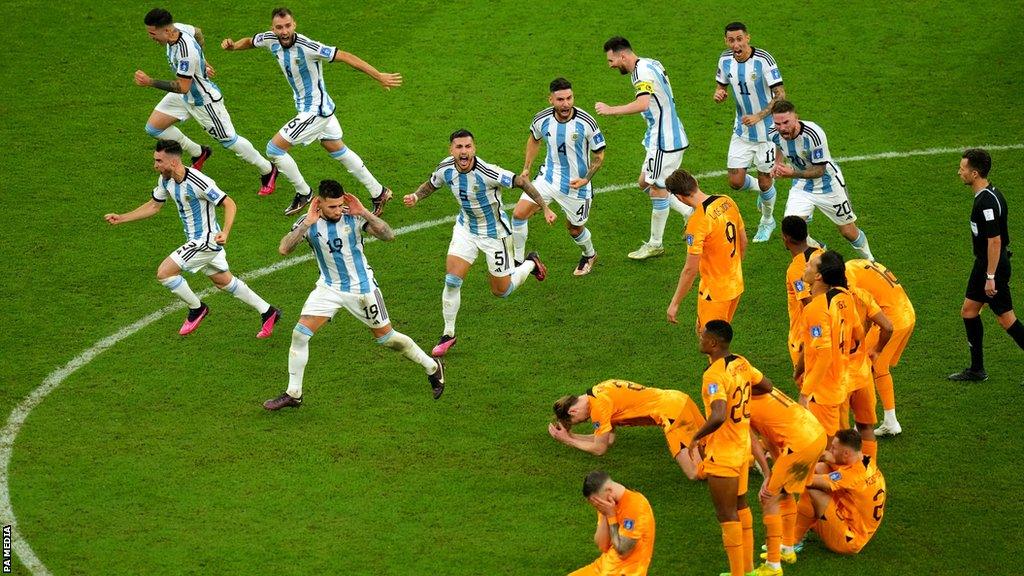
[569,470,655,576]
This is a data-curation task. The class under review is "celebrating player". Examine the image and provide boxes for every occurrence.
[570,470,655,576]
[781,216,824,367]
[549,380,706,480]
[263,180,444,411]
[597,36,692,260]
[136,8,278,195]
[221,7,401,215]
[714,22,786,243]
[403,129,556,357]
[104,140,281,337]
[513,78,606,276]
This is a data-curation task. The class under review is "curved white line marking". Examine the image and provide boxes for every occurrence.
[3,142,1022,574]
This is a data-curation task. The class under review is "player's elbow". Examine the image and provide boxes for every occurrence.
[592,444,609,456]
[278,242,293,256]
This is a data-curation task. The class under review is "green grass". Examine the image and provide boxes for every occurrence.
[2,1,1023,574]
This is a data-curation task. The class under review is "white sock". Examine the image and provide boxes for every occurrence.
[758,185,777,224]
[850,229,875,261]
[287,324,313,398]
[267,143,311,196]
[330,147,383,197]
[151,125,202,157]
[883,409,898,425]
[223,277,270,314]
[767,561,781,569]
[573,227,595,257]
[442,274,462,337]
[781,545,794,554]
[667,193,693,218]
[650,197,670,246]
[806,235,822,249]
[741,174,758,191]
[506,261,536,296]
[512,218,529,263]
[160,275,201,308]
[378,330,438,372]
[228,136,273,174]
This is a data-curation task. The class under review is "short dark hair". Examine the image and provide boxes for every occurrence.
[271,7,293,19]
[449,129,474,143]
[155,139,182,156]
[724,22,747,34]
[318,179,345,199]
[703,320,734,344]
[603,36,632,53]
[549,77,572,93]
[553,395,577,426]
[818,250,848,288]
[781,215,808,242]
[665,169,698,197]
[582,470,611,497]
[144,8,173,27]
[835,428,863,451]
[772,100,796,115]
[962,148,991,178]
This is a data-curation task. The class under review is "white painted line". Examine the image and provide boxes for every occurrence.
[3,142,1021,575]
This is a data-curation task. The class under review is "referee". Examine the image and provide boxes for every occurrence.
[949,148,1024,381]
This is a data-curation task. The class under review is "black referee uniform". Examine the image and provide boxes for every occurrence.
[966,185,1012,312]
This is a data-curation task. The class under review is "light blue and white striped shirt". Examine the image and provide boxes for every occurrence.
[631,57,687,152]
[253,32,337,117]
[297,214,376,294]
[152,168,226,247]
[530,107,606,200]
[430,157,516,239]
[166,23,221,106]
[716,47,783,142]
[769,121,846,194]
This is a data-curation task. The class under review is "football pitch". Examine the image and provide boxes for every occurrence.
[2,0,1022,574]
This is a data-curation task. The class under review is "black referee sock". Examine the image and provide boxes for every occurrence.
[964,316,985,371]
[1007,320,1024,351]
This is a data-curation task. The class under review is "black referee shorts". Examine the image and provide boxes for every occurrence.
[965,253,1013,315]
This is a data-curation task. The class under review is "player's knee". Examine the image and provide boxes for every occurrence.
[444,274,463,289]
[145,123,164,138]
[219,135,239,149]
[266,141,286,157]
[568,225,583,237]
[727,175,745,190]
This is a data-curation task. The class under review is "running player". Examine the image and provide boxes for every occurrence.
[221,7,401,215]
[781,216,824,367]
[136,8,278,195]
[104,140,281,337]
[597,36,692,260]
[403,129,556,357]
[549,380,706,480]
[714,22,786,243]
[570,470,655,576]
[665,170,746,331]
[513,78,606,276]
[263,179,444,410]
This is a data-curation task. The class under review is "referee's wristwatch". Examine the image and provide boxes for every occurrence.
[986,274,996,280]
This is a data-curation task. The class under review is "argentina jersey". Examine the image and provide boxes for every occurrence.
[167,23,221,106]
[152,168,225,247]
[769,121,846,194]
[531,107,606,199]
[253,32,337,117]
[632,57,687,152]
[430,157,516,239]
[716,48,782,142]
[299,214,376,293]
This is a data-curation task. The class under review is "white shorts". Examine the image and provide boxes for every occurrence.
[785,187,858,225]
[155,94,237,144]
[169,240,229,275]
[519,179,592,226]
[642,148,684,188]
[727,134,775,173]
[300,280,390,328]
[278,112,343,146]
[447,223,514,277]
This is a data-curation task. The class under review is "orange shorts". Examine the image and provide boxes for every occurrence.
[767,433,827,495]
[568,556,650,576]
[664,401,707,456]
[867,321,914,370]
[807,400,842,437]
[814,500,867,555]
[700,459,750,495]
[696,295,741,331]
[848,381,877,425]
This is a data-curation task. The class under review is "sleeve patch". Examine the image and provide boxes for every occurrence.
[812,147,825,161]
[772,68,781,80]
[983,208,995,221]
[633,80,654,94]
[319,46,333,58]
[623,519,635,530]
[205,189,221,202]
[707,382,719,395]
[500,174,513,188]
[178,60,190,73]
[829,471,842,481]
[794,280,805,292]
[685,234,694,246]
[592,421,601,430]
[810,325,822,338]
[593,132,605,145]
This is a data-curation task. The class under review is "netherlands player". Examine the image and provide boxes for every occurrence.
[769,100,875,261]
[263,179,444,411]
[597,37,692,260]
[104,140,281,337]
[781,216,824,367]
[513,78,606,276]
[714,22,786,243]
[570,470,655,576]
[844,283,892,461]
[664,170,746,331]
[549,380,706,480]
[136,9,278,196]
[403,129,556,357]
[221,7,401,216]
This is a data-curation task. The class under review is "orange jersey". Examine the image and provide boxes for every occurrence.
[749,388,826,454]
[587,380,695,435]
[701,354,761,468]
[846,287,882,392]
[587,489,655,576]
[845,259,915,328]
[824,457,886,543]
[786,247,825,344]
[685,195,745,301]
[801,288,861,405]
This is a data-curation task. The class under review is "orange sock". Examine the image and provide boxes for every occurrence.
[780,496,798,546]
[794,496,816,543]
[763,513,783,563]
[738,507,754,572]
[721,521,744,576]
[863,439,878,461]
[875,372,895,411]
